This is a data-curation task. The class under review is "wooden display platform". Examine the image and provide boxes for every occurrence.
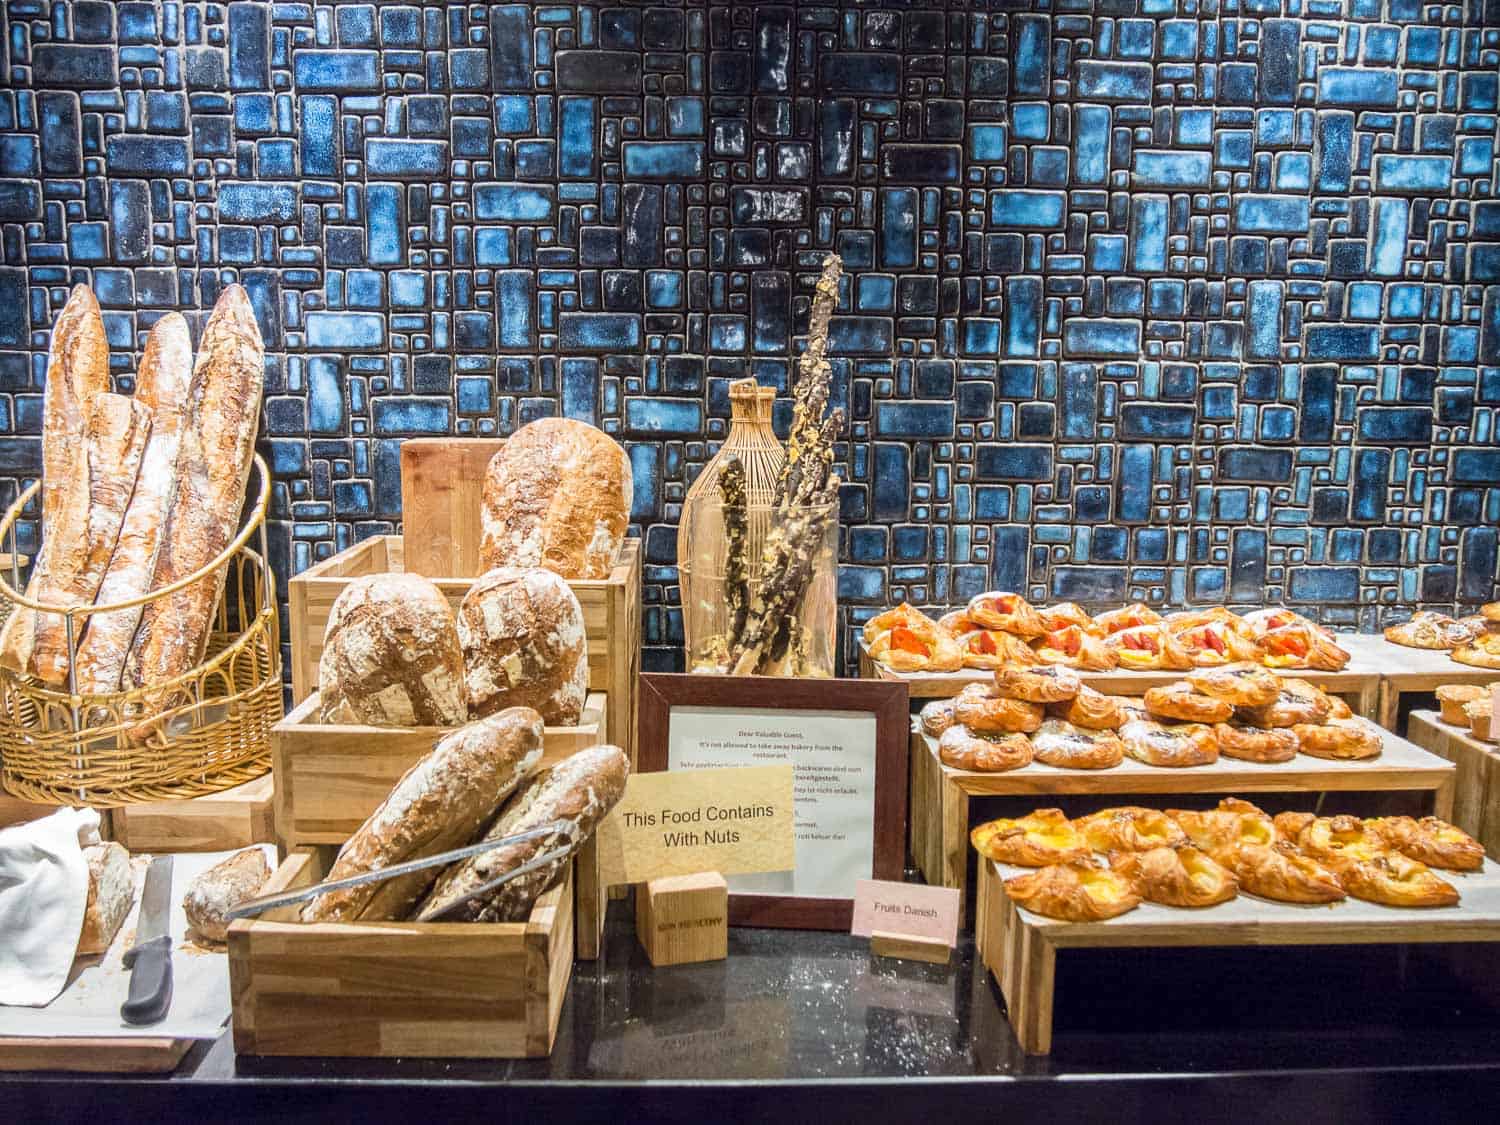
[289,535,640,763]
[109,773,274,853]
[976,854,1500,1055]
[0,1036,192,1074]
[859,640,1381,718]
[910,721,1456,914]
[1407,710,1500,855]
[1339,634,1500,731]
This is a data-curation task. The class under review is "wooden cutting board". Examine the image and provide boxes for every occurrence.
[399,438,506,578]
[0,1036,192,1073]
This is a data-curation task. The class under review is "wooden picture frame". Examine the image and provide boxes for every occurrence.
[637,673,910,930]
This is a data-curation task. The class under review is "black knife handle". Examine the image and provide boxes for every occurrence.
[121,935,173,1026]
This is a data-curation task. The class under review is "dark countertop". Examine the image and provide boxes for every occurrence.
[7,900,1500,1122]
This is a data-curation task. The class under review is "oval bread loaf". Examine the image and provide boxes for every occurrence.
[417,743,629,923]
[183,845,271,943]
[77,842,134,957]
[479,417,631,579]
[459,566,588,725]
[318,572,466,727]
[300,708,545,923]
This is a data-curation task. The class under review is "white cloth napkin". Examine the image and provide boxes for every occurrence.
[0,808,101,1007]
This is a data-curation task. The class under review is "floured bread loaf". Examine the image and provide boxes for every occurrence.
[183,846,271,943]
[77,842,134,956]
[300,708,545,923]
[459,567,588,725]
[479,417,631,579]
[318,572,466,727]
[417,743,629,923]
[41,285,111,530]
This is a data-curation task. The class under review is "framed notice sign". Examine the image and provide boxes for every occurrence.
[637,673,910,930]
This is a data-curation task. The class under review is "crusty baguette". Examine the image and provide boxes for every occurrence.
[42,285,111,530]
[4,394,152,685]
[126,285,263,715]
[74,314,193,697]
[300,708,546,923]
[77,841,134,956]
[0,285,110,676]
[183,845,271,943]
[416,743,628,923]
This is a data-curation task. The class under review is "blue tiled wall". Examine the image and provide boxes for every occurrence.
[1,2,1498,676]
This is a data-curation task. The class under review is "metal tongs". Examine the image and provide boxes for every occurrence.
[227,819,579,923]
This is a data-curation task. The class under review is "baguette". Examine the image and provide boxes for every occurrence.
[416,743,629,923]
[0,285,110,676]
[300,708,545,923]
[4,394,152,685]
[126,285,263,719]
[74,314,194,697]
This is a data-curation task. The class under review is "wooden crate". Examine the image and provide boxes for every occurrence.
[288,535,641,762]
[976,852,1500,1055]
[272,690,608,960]
[860,639,1382,718]
[229,846,572,1059]
[1339,634,1500,732]
[911,718,1456,915]
[1407,710,1500,856]
[109,774,274,852]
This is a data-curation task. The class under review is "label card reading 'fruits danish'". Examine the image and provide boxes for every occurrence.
[595,764,796,887]
[850,879,960,945]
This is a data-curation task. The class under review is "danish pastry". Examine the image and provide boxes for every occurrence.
[956,627,1041,670]
[1038,601,1101,636]
[1384,611,1472,651]
[953,684,1044,734]
[1108,845,1238,908]
[1292,717,1381,760]
[1367,816,1485,872]
[966,591,1046,638]
[993,663,1081,703]
[1120,718,1219,768]
[1451,633,1500,670]
[1295,814,1386,866]
[938,609,975,635]
[862,603,932,647]
[918,698,957,737]
[1333,851,1459,908]
[1174,621,1266,666]
[1214,721,1299,763]
[1272,810,1316,842]
[1325,692,1353,720]
[1029,720,1125,770]
[1464,698,1494,742]
[971,808,1090,866]
[937,726,1033,773]
[1143,682,1234,723]
[1258,623,1350,671]
[1231,841,1346,904]
[1003,860,1142,922]
[1436,684,1488,725]
[1033,625,1119,671]
[1093,603,1162,635]
[1047,684,1127,730]
[1241,608,1333,641]
[1162,606,1254,638]
[1076,806,1188,852]
[1186,662,1281,707]
[1235,678,1332,728]
[865,605,965,673]
[1170,799,1275,864]
[1105,624,1196,671]
[1484,601,1500,624]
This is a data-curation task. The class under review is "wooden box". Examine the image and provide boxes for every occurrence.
[287,535,641,762]
[229,846,573,1059]
[109,773,275,852]
[1407,710,1500,856]
[272,690,608,960]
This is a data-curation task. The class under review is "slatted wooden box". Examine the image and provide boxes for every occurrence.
[271,690,609,960]
[228,847,572,1059]
[287,535,641,764]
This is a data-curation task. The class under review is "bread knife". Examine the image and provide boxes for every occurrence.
[226,820,579,922]
[121,855,174,1026]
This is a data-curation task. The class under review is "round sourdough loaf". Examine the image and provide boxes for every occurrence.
[479,417,631,579]
[318,572,466,727]
[459,566,588,724]
[300,708,545,923]
[417,743,630,923]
